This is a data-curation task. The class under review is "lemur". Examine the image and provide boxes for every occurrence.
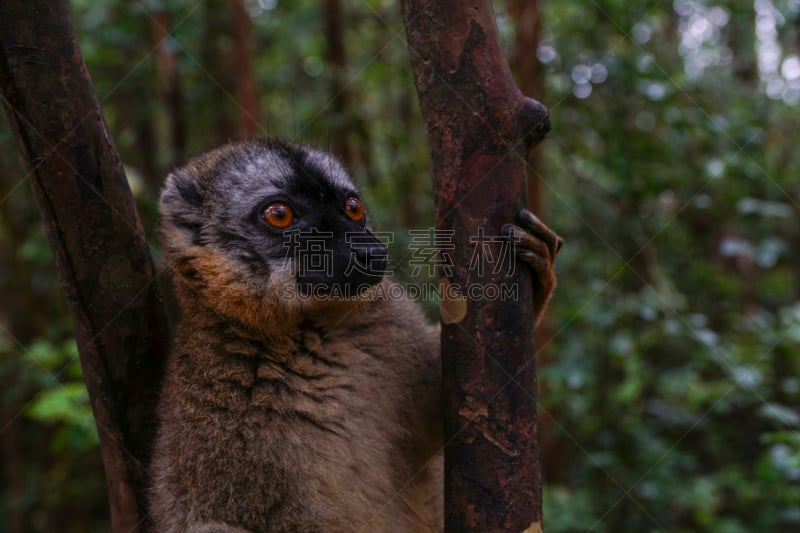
[148,137,561,532]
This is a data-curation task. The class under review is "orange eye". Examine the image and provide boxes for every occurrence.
[263,202,294,229]
[345,197,365,222]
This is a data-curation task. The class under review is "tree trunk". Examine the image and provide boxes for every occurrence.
[0,2,169,531]
[201,0,237,141]
[151,9,187,163]
[228,0,261,137]
[322,0,353,166]
[401,1,550,531]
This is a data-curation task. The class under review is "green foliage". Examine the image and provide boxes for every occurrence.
[22,340,99,452]
[537,0,800,531]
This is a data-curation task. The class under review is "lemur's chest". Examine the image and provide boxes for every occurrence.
[202,327,389,432]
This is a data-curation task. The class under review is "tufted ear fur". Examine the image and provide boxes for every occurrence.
[159,167,207,255]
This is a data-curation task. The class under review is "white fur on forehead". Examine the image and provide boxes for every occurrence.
[213,147,294,207]
[198,140,358,211]
[302,147,355,190]
[243,149,293,183]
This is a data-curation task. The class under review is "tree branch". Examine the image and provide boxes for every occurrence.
[401,1,550,531]
[0,2,168,531]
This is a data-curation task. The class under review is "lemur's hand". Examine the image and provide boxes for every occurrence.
[502,209,563,325]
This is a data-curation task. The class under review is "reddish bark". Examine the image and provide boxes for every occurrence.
[0,2,169,531]
[401,1,550,531]
[228,0,261,136]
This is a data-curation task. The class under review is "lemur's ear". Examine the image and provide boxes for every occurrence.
[159,168,206,248]
[161,167,204,210]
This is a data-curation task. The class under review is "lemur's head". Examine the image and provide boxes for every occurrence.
[159,138,387,327]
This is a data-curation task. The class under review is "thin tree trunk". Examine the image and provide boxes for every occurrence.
[322,0,374,180]
[0,2,169,531]
[0,151,44,533]
[151,9,187,163]
[202,0,237,141]
[228,0,261,136]
[323,0,353,166]
[401,1,550,531]
[115,7,160,191]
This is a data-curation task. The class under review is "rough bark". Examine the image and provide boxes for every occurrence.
[0,2,169,531]
[401,1,550,532]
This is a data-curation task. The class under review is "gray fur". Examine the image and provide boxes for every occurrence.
[150,138,443,532]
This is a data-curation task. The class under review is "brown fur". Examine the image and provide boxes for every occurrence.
[148,138,559,532]
[149,280,442,532]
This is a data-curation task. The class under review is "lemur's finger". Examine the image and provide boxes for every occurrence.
[517,209,564,256]
[502,223,551,261]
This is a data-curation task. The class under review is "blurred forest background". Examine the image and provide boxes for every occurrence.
[1,0,799,531]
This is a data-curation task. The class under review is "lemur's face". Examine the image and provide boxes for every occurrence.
[160,138,387,305]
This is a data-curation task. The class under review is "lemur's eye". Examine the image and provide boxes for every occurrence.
[263,202,294,229]
[345,197,365,223]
